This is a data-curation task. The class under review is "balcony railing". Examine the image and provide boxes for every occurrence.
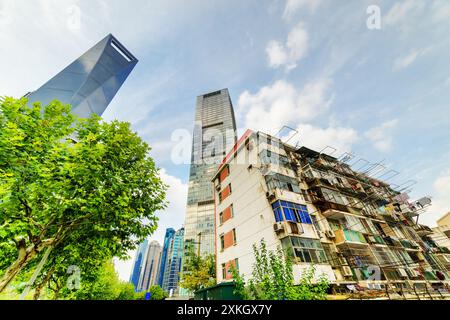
[413,224,433,235]
[334,229,368,246]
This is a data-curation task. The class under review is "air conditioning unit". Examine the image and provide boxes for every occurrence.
[397,268,408,278]
[325,230,336,238]
[215,183,221,192]
[342,266,353,277]
[317,230,325,238]
[273,222,285,233]
[266,192,276,202]
[246,141,253,151]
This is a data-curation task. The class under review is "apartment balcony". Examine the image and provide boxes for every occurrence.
[334,229,368,247]
[413,224,434,236]
[400,239,420,250]
[365,234,386,245]
[316,201,350,219]
[382,236,403,247]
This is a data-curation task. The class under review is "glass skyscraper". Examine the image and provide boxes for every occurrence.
[138,241,162,292]
[161,228,185,295]
[183,89,237,256]
[129,239,149,291]
[25,34,138,118]
[157,228,176,287]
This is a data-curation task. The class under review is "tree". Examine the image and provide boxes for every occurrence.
[0,97,167,292]
[231,240,329,300]
[179,243,216,293]
[148,285,168,300]
[63,260,144,300]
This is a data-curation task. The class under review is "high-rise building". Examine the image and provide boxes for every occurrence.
[26,34,138,118]
[129,239,149,291]
[212,130,450,296]
[184,89,237,257]
[157,228,176,287]
[161,228,185,295]
[138,241,162,292]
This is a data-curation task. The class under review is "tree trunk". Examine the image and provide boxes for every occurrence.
[0,240,53,293]
[0,243,37,292]
[33,267,54,300]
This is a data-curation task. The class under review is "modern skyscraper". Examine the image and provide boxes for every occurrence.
[138,241,162,292]
[184,89,237,257]
[129,239,148,291]
[157,228,176,287]
[161,227,185,295]
[26,34,138,118]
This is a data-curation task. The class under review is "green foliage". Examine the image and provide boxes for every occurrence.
[232,240,329,300]
[0,97,167,292]
[63,260,144,300]
[179,243,216,293]
[148,285,168,300]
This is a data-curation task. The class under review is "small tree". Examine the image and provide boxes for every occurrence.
[232,240,329,300]
[148,285,168,300]
[179,243,216,293]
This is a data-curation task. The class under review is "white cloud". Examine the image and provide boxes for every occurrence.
[114,168,188,281]
[364,119,398,152]
[393,48,430,70]
[283,0,322,20]
[384,1,426,28]
[293,123,359,153]
[431,0,450,22]
[237,78,359,154]
[266,22,309,71]
[420,169,450,227]
[238,78,333,133]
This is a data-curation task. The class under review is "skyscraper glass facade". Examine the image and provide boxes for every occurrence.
[161,228,185,294]
[157,228,176,287]
[26,34,138,118]
[129,239,148,291]
[138,241,161,292]
[184,89,237,256]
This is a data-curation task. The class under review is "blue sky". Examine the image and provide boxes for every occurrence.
[1,0,450,279]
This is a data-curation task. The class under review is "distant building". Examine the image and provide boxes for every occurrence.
[161,227,185,295]
[26,34,138,118]
[138,241,162,292]
[157,228,176,287]
[437,212,450,228]
[183,89,237,257]
[129,239,149,291]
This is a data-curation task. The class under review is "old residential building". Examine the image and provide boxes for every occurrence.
[213,130,450,295]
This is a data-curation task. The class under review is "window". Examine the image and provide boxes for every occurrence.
[220,235,225,251]
[219,184,232,203]
[219,165,230,183]
[271,201,312,224]
[234,258,239,273]
[282,237,327,264]
[220,205,234,225]
[265,173,301,193]
[232,229,237,244]
[221,263,226,279]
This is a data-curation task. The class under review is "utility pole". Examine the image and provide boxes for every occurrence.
[197,232,202,257]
